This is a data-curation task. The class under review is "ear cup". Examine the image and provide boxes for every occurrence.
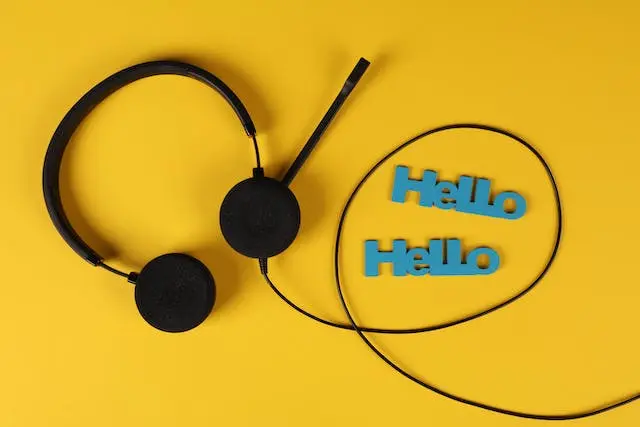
[134,253,215,333]
[220,176,301,258]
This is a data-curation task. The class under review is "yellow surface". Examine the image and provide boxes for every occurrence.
[0,1,638,426]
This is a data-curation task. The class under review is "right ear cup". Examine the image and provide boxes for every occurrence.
[134,253,216,333]
[220,174,301,259]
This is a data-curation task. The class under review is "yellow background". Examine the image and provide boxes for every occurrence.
[1,1,638,426]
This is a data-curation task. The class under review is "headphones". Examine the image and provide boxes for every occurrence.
[43,57,638,419]
[43,58,369,333]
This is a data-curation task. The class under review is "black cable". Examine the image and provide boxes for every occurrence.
[334,297,639,422]
[262,123,639,419]
[97,261,129,278]
[263,124,561,334]
[251,134,261,169]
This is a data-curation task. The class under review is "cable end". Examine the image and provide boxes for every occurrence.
[259,258,268,275]
[342,58,370,93]
[253,167,265,178]
[127,272,139,284]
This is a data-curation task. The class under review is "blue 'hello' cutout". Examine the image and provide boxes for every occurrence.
[391,166,526,220]
[364,239,500,277]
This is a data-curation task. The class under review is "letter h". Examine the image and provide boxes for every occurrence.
[391,166,436,207]
[364,240,407,277]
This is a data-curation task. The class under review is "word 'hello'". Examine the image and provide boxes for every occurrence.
[391,166,526,220]
[364,239,499,277]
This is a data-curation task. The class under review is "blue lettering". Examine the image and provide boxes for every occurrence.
[364,239,500,277]
[431,238,461,276]
[392,166,526,220]
[434,181,457,210]
[456,175,474,210]
[391,166,437,207]
[493,191,526,220]
[427,239,445,275]
[406,247,430,276]
[458,177,492,216]
[364,240,408,277]
[467,247,500,274]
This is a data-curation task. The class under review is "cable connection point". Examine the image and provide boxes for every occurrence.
[253,167,265,178]
[259,258,268,275]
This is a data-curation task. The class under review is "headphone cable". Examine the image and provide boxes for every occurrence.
[260,123,639,419]
[261,123,561,334]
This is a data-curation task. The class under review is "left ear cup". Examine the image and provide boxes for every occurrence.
[134,253,216,333]
[220,176,300,259]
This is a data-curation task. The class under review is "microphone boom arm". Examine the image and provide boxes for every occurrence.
[281,57,370,186]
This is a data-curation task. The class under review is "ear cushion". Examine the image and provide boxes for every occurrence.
[134,253,215,333]
[220,176,301,259]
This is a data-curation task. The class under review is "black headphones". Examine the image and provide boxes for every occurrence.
[42,57,638,419]
[43,58,369,333]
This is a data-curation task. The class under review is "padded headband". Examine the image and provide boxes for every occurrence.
[42,60,256,266]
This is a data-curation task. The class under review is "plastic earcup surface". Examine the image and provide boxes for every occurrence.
[220,176,301,258]
[134,253,215,333]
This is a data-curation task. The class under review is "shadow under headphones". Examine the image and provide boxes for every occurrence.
[43,58,370,333]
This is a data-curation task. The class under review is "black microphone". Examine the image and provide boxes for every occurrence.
[281,57,370,186]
